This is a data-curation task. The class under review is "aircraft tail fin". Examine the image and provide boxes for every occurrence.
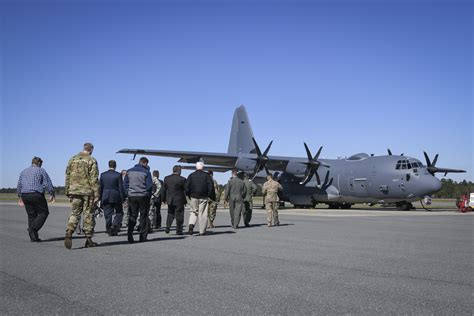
[227,105,255,154]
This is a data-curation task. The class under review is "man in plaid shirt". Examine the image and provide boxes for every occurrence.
[17,157,55,242]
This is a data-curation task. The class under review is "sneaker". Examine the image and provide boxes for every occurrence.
[165,228,170,234]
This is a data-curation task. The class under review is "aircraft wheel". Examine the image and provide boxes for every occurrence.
[340,203,352,209]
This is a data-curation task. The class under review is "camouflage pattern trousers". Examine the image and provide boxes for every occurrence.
[208,200,218,222]
[66,195,96,237]
[265,201,279,226]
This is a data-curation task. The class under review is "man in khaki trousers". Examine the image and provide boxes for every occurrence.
[185,162,216,236]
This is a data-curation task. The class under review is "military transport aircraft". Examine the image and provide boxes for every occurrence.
[118,106,465,210]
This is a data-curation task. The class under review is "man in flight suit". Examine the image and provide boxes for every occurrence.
[224,169,247,229]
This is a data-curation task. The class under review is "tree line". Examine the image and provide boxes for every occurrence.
[432,179,472,198]
[1,179,471,198]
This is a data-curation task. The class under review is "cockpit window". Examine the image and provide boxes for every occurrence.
[409,159,423,168]
[396,160,413,170]
[396,159,424,170]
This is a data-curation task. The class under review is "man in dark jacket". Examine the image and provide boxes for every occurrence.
[123,157,153,243]
[185,162,216,236]
[99,160,125,236]
[161,165,187,235]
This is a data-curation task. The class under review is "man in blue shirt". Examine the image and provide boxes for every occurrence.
[17,157,55,242]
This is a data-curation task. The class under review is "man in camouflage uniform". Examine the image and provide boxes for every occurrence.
[64,143,100,249]
[224,169,246,229]
[121,170,129,227]
[262,173,283,227]
[207,170,220,228]
[243,173,258,227]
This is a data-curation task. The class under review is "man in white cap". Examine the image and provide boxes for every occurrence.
[184,161,216,235]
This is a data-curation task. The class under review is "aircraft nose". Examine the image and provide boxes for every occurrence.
[429,177,442,193]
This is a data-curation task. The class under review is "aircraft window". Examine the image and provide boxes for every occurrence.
[396,163,401,169]
[407,162,412,169]
[401,163,407,169]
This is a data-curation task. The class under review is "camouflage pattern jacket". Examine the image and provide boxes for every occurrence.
[262,179,283,203]
[212,179,221,203]
[65,152,99,197]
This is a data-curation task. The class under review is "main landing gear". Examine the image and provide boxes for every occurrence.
[327,203,352,209]
[396,201,415,211]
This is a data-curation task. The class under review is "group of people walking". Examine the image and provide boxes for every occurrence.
[16,143,284,249]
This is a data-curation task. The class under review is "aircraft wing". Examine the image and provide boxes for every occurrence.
[117,149,238,166]
[179,165,234,172]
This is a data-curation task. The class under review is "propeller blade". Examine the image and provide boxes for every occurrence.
[432,154,439,167]
[434,168,466,174]
[315,172,321,186]
[304,143,312,161]
[423,151,431,167]
[299,169,315,185]
[323,170,330,185]
[387,149,392,155]
[314,146,323,161]
[263,141,273,156]
[252,137,262,156]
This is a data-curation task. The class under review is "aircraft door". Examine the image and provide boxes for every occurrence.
[348,177,355,192]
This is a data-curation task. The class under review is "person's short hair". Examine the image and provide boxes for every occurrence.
[208,170,213,176]
[139,157,149,165]
[196,161,204,170]
[173,165,181,173]
[121,170,127,175]
[108,160,117,169]
[83,143,94,152]
[31,156,43,166]
[153,170,159,177]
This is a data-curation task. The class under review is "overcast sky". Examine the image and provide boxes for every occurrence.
[1,0,472,187]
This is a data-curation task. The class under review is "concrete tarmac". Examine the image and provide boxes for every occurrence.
[1,203,472,315]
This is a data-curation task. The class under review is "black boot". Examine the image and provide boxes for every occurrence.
[187,224,194,235]
[139,231,147,242]
[127,229,134,243]
[85,237,98,248]
[110,226,118,236]
[27,227,37,242]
